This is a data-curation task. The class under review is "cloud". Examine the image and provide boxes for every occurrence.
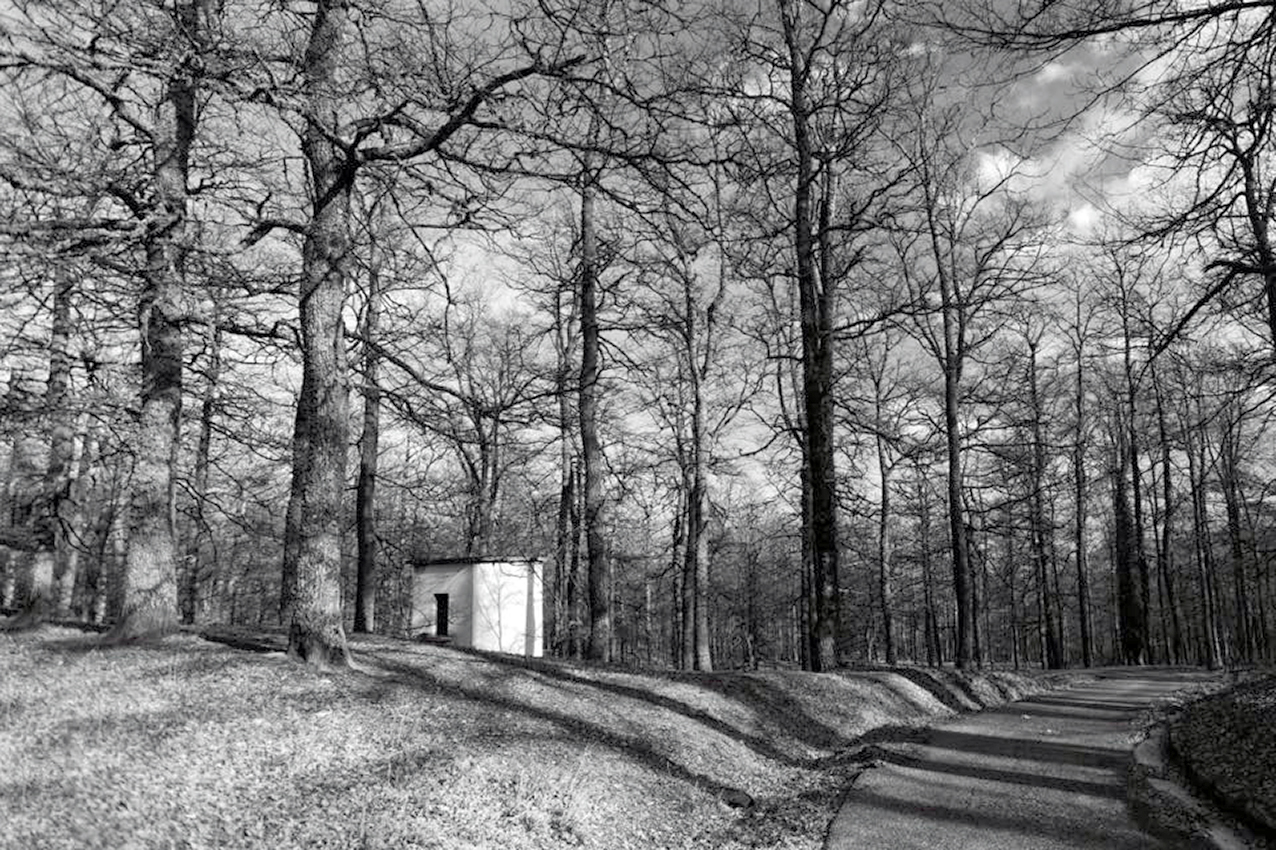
[1067,203,1098,234]
[1034,61,1078,85]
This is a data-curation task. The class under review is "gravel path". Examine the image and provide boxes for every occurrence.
[826,669,1217,850]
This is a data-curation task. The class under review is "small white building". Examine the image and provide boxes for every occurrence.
[409,557,543,657]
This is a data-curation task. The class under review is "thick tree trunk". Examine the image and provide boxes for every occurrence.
[283,0,352,667]
[4,371,52,625]
[45,272,80,619]
[1113,408,1145,665]
[782,0,840,670]
[550,277,577,656]
[113,0,201,638]
[1128,426,1153,658]
[578,173,611,663]
[799,455,816,670]
[684,270,713,671]
[877,442,895,666]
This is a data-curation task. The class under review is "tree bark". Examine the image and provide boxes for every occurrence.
[781,0,841,670]
[552,330,575,655]
[283,0,353,667]
[1027,335,1062,668]
[1071,293,1094,667]
[1184,405,1222,668]
[872,359,896,665]
[1219,409,1253,662]
[578,170,611,662]
[182,322,220,625]
[1152,369,1185,663]
[353,247,382,634]
[917,471,942,667]
[3,371,50,624]
[1113,403,1145,665]
[113,0,201,639]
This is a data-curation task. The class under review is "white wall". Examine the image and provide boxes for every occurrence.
[472,560,543,657]
[411,559,543,657]
[410,563,473,646]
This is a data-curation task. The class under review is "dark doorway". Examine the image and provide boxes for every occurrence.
[435,593,449,637]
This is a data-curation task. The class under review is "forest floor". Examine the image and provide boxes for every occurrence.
[1169,672,1276,840]
[1,624,1078,850]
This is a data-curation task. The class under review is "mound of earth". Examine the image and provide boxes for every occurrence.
[1170,674,1276,839]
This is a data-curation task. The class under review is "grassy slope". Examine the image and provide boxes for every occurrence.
[2,627,1065,850]
[1169,673,1276,838]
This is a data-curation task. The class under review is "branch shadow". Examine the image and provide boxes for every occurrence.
[923,728,1129,771]
[877,747,1126,800]
[364,655,759,808]
[847,787,1153,848]
[446,648,851,766]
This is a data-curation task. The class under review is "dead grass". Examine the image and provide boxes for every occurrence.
[1,626,1066,850]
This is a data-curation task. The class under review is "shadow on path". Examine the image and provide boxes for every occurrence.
[878,748,1125,800]
[921,728,1129,771]
[849,788,1154,848]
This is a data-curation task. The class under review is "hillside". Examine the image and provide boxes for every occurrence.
[1,627,1068,850]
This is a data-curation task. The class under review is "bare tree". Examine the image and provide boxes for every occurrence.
[891,62,1051,668]
[722,0,899,669]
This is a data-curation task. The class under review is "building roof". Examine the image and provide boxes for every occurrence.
[411,556,541,568]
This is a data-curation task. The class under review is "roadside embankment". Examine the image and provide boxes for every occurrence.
[1,624,1077,850]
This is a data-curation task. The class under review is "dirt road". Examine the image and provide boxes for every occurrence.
[827,669,1217,849]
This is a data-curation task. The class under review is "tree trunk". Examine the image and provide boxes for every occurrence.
[684,264,713,672]
[799,455,816,670]
[4,371,51,624]
[943,360,974,668]
[1113,404,1145,665]
[553,428,574,657]
[353,251,382,634]
[781,0,841,670]
[1026,337,1061,668]
[874,374,895,665]
[45,271,82,619]
[283,0,353,667]
[1219,414,1253,662]
[578,171,611,662]
[182,322,220,625]
[1071,296,1094,667]
[1185,412,1222,668]
[1152,372,1185,663]
[679,465,697,670]
[114,0,201,638]
[1128,425,1153,659]
[917,473,942,667]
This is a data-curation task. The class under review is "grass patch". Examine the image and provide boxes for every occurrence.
[2,626,1069,850]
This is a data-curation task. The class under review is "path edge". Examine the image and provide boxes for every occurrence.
[1127,723,1267,849]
